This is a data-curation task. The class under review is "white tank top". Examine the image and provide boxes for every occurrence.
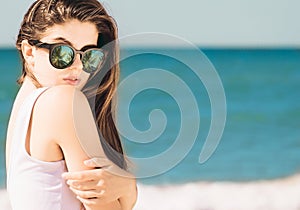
[7,87,82,210]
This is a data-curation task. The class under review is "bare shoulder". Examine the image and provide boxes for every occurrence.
[34,85,88,114]
[31,85,100,170]
[33,85,103,158]
[39,85,84,104]
[32,85,90,135]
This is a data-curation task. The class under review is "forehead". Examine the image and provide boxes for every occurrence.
[41,19,99,49]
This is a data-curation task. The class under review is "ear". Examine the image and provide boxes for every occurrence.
[21,40,36,69]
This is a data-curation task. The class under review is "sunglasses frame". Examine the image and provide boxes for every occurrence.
[28,40,105,73]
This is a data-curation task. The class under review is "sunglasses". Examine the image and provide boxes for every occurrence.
[28,40,105,73]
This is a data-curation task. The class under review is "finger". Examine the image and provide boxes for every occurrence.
[84,157,112,168]
[77,196,113,207]
[62,169,104,180]
[67,179,104,191]
[76,196,98,206]
[70,187,104,199]
[85,158,135,178]
[105,163,135,178]
[76,195,111,206]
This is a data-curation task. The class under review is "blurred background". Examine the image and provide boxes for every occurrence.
[0,0,300,190]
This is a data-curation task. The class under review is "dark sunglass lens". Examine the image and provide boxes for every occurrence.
[82,49,105,73]
[50,45,74,69]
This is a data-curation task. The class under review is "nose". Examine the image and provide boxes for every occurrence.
[71,54,83,71]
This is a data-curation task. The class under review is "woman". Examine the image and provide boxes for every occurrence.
[6,0,137,209]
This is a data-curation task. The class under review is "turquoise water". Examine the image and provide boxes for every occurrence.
[0,48,300,187]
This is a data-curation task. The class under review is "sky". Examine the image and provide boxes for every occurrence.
[1,0,300,48]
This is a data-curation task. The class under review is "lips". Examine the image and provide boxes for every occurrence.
[63,77,81,86]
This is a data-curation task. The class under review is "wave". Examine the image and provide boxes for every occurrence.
[3,174,300,210]
[134,174,300,210]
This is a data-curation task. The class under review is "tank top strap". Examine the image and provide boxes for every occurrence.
[10,87,50,153]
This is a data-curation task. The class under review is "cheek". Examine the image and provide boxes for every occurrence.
[32,53,61,86]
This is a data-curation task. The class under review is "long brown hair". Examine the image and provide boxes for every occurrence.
[16,0,126,169]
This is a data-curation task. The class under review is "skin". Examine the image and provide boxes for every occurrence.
[63,158,137,210]
[6,19,137,210]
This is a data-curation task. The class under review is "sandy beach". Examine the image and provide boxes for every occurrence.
[134,174,300,210]
[1,174,300,210]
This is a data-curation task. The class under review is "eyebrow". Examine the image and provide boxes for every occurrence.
[52,37,98,50]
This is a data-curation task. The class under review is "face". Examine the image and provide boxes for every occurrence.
[29,19,99,90]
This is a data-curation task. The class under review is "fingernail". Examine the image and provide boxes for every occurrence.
[84,159,91,165]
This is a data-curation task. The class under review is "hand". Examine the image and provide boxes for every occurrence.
[62,157,137,209]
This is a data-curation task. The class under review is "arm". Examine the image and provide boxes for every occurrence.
[59,85,138,209]
[63,158,138,210]
[85,158,137,210]
[36,85,121,210]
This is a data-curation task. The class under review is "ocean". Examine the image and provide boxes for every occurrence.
[0,48,300,188]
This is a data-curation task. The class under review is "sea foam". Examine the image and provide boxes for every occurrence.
[1,175,300,210]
